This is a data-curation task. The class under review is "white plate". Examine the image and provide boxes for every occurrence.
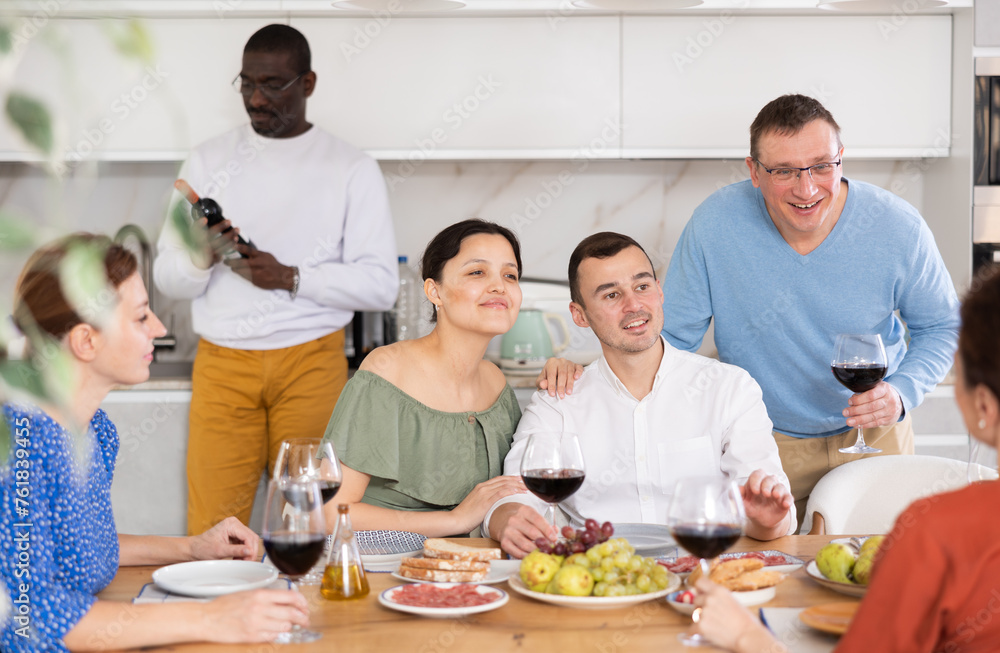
[152,560,278,598]
[391,559,521,585]
[506,574,680,609]
[357,530,427,566]
[665,586,776,616]
[805,561,868,598]
[378,583,508,617]
[613,523,677,557]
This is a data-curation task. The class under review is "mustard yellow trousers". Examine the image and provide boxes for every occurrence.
[186,330,347,535]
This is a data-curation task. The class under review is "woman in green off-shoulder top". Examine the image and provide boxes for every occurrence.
[321,220,529,537]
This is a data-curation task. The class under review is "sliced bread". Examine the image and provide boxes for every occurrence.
[397,565,488,583]
[422,538,502,562]
[399,556,489,572]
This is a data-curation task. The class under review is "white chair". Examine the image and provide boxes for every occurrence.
[800,454,999,535]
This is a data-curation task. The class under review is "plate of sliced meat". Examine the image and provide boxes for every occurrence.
[378,583,509,618]
[658,550,804,575]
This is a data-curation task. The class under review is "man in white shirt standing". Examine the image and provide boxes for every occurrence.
[485,232,794,558]
[154,24,398,535]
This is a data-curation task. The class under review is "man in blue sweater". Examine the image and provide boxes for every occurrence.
[660,94,960,527]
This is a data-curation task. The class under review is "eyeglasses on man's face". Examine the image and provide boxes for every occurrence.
[754,159,842,186]
[232,73,305,99]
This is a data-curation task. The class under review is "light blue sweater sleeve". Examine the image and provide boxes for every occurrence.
[661,179,959,437]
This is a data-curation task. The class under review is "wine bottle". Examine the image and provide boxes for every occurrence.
[174,179,254,258]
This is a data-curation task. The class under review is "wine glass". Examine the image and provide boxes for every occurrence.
[831,333,888,454]
[968,438,999,484]
[273,438,343,583]
[667,476,745,647]
[520,432,586,531]
[261,477,327,644]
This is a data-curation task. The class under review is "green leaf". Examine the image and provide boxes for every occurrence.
[102,19,154,64]
[0,24,13,54]
[40,347,74,418]
[169,198,208,258]
[0,360,49,401]
[59,240,116,331]
[5,93,53,155]
[0,211,38,251]
[0,418,9,467]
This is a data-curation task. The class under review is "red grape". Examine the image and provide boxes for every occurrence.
[553,542,568,557]
[580,530,596,545]
[585,518,599,532]
[601,522,614,538]
[562,526,576,540]
[570,540,585,554]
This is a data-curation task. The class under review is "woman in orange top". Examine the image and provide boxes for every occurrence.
[692,267,1000,653]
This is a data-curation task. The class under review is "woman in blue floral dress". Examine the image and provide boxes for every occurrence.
[1,234,308,651]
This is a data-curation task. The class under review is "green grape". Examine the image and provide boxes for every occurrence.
[593,581,609,597]
[636,574,652,592]
[627,555,643,572]
[586,546,602,564]
[600,557,615,572]
[625,584,640,595]
[605,584,627,598]
[591,568,604,582]
[612,552,631,568]
[597,542,614,557]
[604,570,620,584]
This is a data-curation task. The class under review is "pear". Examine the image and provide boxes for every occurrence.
[853,551,876,585]
[859,535,886,558]
[816,543,856,584]
[520,550,561,592]
[550,564,595,597]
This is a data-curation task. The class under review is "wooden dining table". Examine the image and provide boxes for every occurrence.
[98,534,860,652]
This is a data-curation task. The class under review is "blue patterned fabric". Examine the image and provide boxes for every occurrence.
[0,405,120,652]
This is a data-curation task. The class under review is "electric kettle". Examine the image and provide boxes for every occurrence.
[500,309,570,372]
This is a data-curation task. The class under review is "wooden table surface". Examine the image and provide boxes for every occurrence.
[99,534,861,652]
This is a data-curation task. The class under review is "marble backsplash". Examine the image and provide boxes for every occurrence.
[0,157,924,361]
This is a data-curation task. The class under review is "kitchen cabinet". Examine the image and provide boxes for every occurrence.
[293,16,621,158]
[101,389,191,535]
[622,16,953,158]
[0,17,270,161]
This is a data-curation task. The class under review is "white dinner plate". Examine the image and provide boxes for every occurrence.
[391,559,521,585]
[665,585,776,616]
[152,560,278,598]
[506,574,680,609]
[613,523,677,557]
[805,561,868,598]
[378,583,508,618]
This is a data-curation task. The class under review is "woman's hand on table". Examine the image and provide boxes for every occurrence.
[451,476,528,534]
[691,578,786,653]
[205,589,309,643]
[190,516,259,561]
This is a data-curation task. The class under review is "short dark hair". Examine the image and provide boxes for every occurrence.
[749,94,842,161]
[420,219,523,323]
[958,267,1000,403]
[568,232,654,307]
[244,24,311,73]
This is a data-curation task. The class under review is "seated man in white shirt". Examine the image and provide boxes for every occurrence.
[485,232,795,558]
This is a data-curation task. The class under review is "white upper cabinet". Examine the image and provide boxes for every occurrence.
[292,16,621,157]
[0,18,270,161]
[621,16,953,158]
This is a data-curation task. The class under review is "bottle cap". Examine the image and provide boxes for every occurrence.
[338,504,350,514]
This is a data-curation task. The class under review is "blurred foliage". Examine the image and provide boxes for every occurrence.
[5,93,53,155]
[170,197,208,258]
[102,19,154,65]
[0,211,37,250]
[0,24,12,54]
[60,239,116,331]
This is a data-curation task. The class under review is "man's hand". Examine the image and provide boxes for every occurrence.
[489,503,557,559]
[740,470,792,540]
[189,516,259,561]
[535,358,584,398]
[843,381,903,429]
[226,244,296,291]
[192,217,240,270]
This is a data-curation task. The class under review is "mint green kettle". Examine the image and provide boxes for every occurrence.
[500,309,570,371]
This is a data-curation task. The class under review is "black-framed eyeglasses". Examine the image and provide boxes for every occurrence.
[231,73,306,99]
[754,159,842,186]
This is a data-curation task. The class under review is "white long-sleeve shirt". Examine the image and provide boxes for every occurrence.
[484,338,796,535]
[154,124,398,350]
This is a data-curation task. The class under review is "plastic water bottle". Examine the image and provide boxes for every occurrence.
[391,256,422,342]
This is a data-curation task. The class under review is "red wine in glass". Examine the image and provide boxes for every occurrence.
[832,334,888,454]
[264,531,328,577]
[671,523,742,560]
[318,480,342,504]
[831,364,887,394]
[522,469,586,503]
